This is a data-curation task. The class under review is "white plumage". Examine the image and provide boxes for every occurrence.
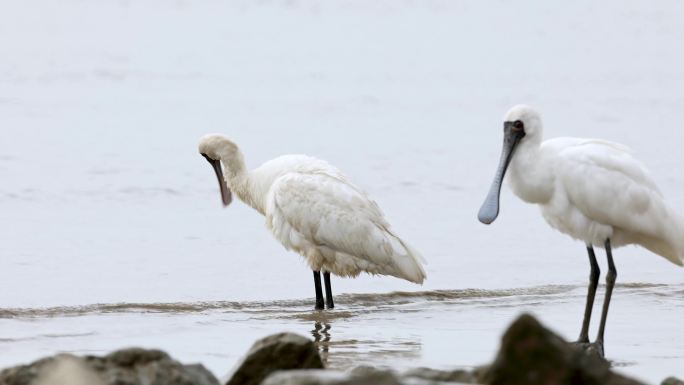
[479,105,683,356]
[501,106,684,264]
[198,134,426,285]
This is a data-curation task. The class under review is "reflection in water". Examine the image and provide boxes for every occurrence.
[312,321,332,365]
[308,317,422,370]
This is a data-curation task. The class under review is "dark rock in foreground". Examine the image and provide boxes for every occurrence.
[263,367,403,385]
[663,377,684,385]
[0,348,219,385]
[482,313,646,385]
[262,366,479,385]
[225,332,324,385]
[404,366,479,383]
[0,315,657,385]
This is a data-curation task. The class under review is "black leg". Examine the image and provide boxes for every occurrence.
[313,271,324,310]
[577,244,600,343]
[323,271,334,309]
[595,239,617,354]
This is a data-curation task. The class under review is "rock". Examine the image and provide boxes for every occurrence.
[262,367,403,385]
[403,367,478,383]
[348,367,405,385]
[482,314,646,385]
[33,355,103,385]
[261,370,345,385]
[0,348,219,385]
[0,355,97,385]
[263,366,481,385]
[663,378,684,385]
[225,332,324,385]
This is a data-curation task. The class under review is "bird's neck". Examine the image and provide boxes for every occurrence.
[218,153,265,215]
[507,140,554,204]
[220,151,246,180]
[231,173,267,215]
[222,158,274,216]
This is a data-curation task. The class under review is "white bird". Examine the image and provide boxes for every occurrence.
[478,105,684,357]
[198,134,426,309]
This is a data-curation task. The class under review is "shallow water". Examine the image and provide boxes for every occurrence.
[2,0,684,383]
[2,284,684,382]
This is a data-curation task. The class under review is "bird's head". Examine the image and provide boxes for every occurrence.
[477,105,543,225]
[503,104,543,141]
[198,134,244,207]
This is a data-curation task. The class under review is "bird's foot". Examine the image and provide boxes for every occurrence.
[315,301,325,311]
[572,340,605,359]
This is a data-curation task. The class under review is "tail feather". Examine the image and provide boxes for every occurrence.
[639,236,683,266]
[389,234,427,284]
[637,208,684,266]
[664,210,684,266]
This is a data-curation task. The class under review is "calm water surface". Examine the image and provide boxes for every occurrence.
[1,1,684,383]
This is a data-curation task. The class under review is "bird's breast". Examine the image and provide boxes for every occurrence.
[539,195,614,246]
[507,169,554,205]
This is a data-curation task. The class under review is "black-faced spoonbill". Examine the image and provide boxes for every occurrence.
[198,134,426,310]
[478,105,684,357]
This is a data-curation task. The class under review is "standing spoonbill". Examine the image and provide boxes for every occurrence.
[198,134,426,310]
[478,105,684,357]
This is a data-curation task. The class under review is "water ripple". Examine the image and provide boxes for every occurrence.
[1,283,681,320]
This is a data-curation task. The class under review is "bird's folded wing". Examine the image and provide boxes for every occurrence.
[265,172,426,282]
[557,139,667,236]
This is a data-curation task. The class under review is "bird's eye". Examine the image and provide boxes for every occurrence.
[513,120,524,131]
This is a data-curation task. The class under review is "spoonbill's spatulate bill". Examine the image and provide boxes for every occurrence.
[198,134,427,310]
[479,105,684,357]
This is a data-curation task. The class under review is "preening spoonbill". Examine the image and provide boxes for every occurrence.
[198,134,426,310]
[478,105,684,356]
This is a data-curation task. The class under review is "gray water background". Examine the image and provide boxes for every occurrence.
[1,1,684,382]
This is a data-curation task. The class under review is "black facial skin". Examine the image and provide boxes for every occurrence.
[477,120,526,224]
[201,153,232,207]
[512,119,524,133]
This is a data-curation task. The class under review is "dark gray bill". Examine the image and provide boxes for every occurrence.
[477,122,525,224]
[202,154,232,207]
